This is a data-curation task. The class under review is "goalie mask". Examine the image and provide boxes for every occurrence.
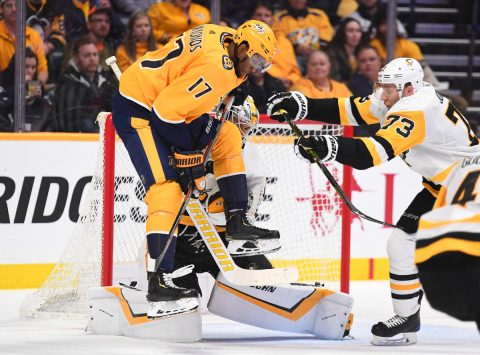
[230,95,259,143]
[376,57,424,98]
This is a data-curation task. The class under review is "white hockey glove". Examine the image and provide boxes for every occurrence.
[294,135,338,163]
[266,91,308,122]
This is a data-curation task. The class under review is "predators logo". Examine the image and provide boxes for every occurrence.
[222,55,233,70]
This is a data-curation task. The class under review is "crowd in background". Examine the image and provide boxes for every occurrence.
[0,0,470,133]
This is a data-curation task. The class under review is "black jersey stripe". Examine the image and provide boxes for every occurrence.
[372,135,395,160]
[391,290,423,300]
[417,231,480,248]
[390,272,419,281]
[349,97,367,125]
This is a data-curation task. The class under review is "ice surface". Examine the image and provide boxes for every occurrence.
[0,281,478,355]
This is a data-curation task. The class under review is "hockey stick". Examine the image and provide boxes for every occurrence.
[187,199,298,285]
[156,97,235,268]
[282,112,397,229]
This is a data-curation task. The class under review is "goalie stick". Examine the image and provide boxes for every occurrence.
[281,111,398,229]
[105,56,298,285]
[186,199,298,285]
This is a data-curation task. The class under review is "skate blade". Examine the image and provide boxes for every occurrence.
[147,297,199,319]
[227,239,281,257]
[371,332,417,346]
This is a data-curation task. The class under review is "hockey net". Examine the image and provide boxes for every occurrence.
[20,112,351,319]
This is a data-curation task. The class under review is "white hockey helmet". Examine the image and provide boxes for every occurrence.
[230,95,259,143]
[377,57,424,96]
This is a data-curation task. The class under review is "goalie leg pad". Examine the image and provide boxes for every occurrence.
[208,274,354,339]
[87,286,202,342]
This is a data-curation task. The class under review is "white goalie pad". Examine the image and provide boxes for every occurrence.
[208,274,354,340]
[87,286,202,342]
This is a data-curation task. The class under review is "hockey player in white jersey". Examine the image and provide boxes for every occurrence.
[415,156,480,331]
[266,57,480,345]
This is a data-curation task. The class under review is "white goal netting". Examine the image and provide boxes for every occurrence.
[20,113,348,319]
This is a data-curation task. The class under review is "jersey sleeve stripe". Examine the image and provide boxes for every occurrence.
[422,177,442,197]
[431,164,456,183]
[372,135,395,160]
[337,98,350,125]
[349,97,368,125]
[338,97,360,125]
[359,137,382,165]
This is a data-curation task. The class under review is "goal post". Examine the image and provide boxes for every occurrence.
[20,112,352,319]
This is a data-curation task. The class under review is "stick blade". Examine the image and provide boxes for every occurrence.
[231,267,298,286]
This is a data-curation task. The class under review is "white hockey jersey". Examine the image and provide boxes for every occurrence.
[335,85,480,194]
[415,155,480,264]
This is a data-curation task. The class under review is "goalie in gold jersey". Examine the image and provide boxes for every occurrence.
[266,57,480,345]
[111,20,279,308]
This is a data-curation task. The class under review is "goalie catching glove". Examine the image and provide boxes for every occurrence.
[266,91,308,122]
[294,135,338,163]
[173,150,206,195]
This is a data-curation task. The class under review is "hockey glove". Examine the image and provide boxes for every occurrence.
[266,91,308,122]
[228,82,249,106]
[294,135,338,163]
[172,150,206,196]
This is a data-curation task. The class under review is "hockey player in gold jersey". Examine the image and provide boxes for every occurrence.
[266,57,480,345]
[111,20,278,309]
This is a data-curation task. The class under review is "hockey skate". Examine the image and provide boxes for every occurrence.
[370,309,420,346]
[146,265,199,319]
[225,209,281,256]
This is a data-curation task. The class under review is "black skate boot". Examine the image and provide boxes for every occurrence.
[146,266,199,318]
[225,209,281,256]
[370,309,420,345]
[147,267,199,302]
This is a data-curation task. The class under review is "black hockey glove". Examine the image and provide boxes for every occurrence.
[228,82,249,106]
[294,135,338,163]
[172,150,206,196]
[266,91,308,122]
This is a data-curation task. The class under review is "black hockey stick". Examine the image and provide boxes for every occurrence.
[283,112,397,229]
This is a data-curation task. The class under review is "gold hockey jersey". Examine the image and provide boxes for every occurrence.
[119,24,245,124]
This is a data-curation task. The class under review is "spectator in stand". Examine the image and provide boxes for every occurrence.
[63,6,115,73]
[348,45,382,136]
[307,0,359,26]
[0,48,54,131]
[26,0,66,55]
[26,0,67,83]
[55,36,116,132]
[0,0,48,84]
[327,17,368,83]
[148,0,210,45]
[245,70,286,114]
[369,6,443,89]
[273,0,334,65]
[110,0,156,26]
[347,45,382,97]
[349,0,408,39]
[291,50,352,99]
[115,11,157,72]
[63,0,123,47]
[251,1,301,90]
